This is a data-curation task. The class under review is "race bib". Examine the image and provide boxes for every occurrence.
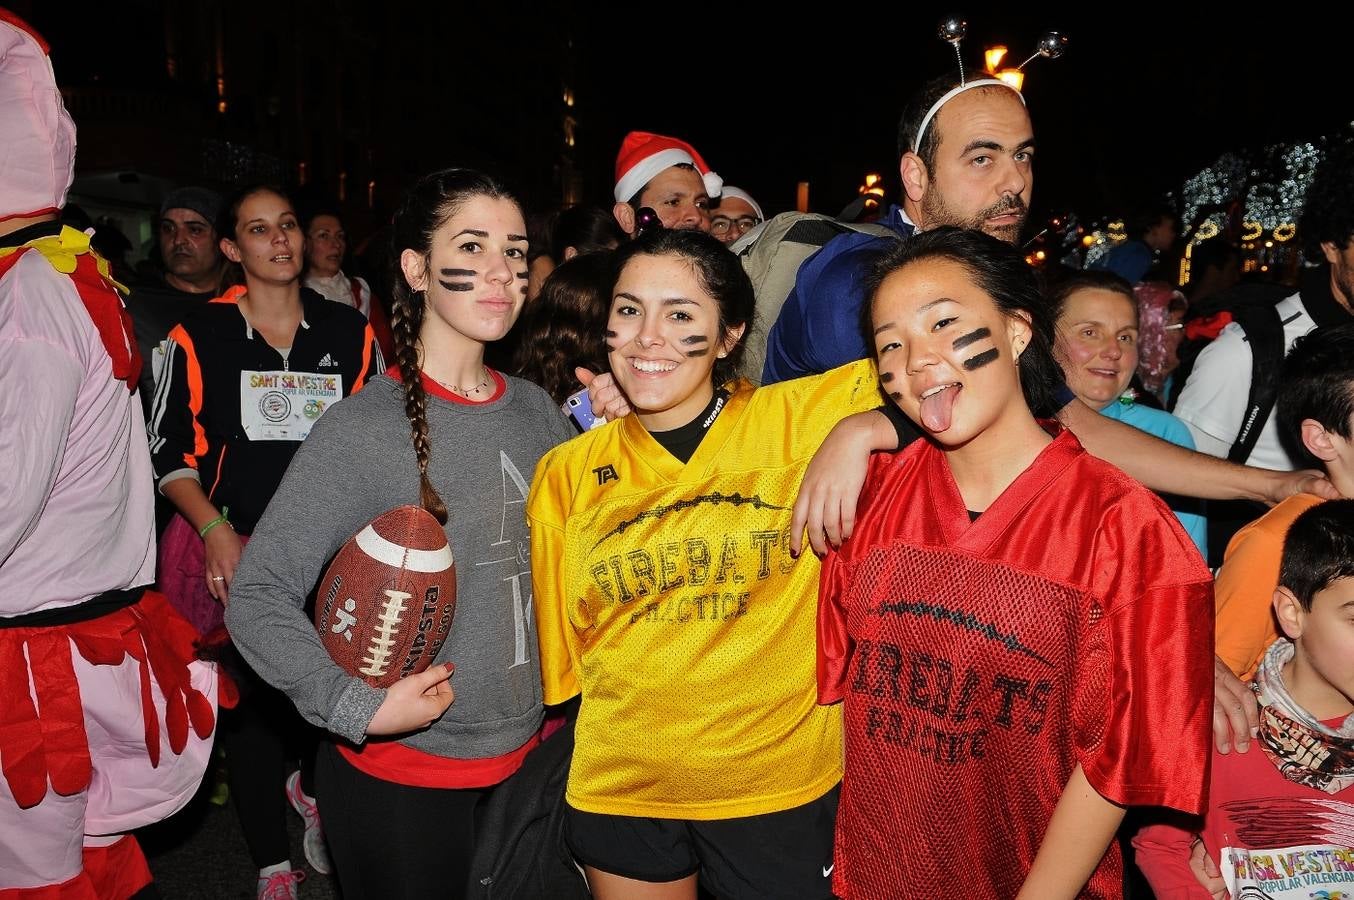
[240,370,342,441]
[1223,843,1354,899]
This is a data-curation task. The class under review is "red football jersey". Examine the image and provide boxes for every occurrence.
[818,430,1213,899]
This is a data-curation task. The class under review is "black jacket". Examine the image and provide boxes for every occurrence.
[147,285,382,533]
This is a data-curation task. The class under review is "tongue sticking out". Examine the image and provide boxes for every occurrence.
[920,384,959,433]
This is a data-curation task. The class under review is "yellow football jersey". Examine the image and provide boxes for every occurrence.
[528,360,880,819]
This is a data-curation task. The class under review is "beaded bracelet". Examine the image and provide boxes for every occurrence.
[198,506,232,538]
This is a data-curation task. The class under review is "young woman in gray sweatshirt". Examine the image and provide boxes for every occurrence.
[226,169,576,900]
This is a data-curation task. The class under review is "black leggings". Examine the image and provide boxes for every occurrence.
[218,667,316,869]
[315,741,486,900]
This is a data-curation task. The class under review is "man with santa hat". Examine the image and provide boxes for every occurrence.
[611,130,723,236]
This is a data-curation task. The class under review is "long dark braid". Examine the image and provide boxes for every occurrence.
[388,168,521,524]
[389,280,446,524]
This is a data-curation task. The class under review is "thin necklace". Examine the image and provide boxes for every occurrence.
[430,367,493,397]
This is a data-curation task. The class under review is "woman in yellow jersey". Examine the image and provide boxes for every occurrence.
[528,228,880,900]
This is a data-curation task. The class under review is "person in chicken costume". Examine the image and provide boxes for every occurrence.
[0,10,219,898]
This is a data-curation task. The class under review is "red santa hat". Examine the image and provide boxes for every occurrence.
[0,10,76,222]
[614,131,722,203]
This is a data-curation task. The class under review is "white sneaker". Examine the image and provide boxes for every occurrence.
[257,868,304,900]
[284,771,333,875]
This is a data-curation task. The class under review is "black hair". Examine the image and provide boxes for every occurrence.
[551,205,625,262]
[512,251,613,405]
[525,210,556,264]
[626,162,701,214]
[1277,322,1354,468]
[388,168,521,524]
[1300,139,1354,260]
[1045,269,1136,323]
[1189,238,1240,274]
[1280,499,1354,611]
[301,206,344,232]
[863,226,1065,419]
[1125,201,1179,240]
[897,74,962,170]
[608,228,754,387]
[217,184,294,242]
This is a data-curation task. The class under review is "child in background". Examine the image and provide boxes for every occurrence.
[1135,499,1354,899]
[1214,323,1354,681]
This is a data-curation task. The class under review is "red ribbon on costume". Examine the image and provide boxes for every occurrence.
[0,242,142,392]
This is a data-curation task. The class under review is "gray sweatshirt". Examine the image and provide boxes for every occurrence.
[226,373,575,757]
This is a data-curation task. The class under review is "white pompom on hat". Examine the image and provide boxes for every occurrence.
[0,10,76,223]
[614,131,722,203]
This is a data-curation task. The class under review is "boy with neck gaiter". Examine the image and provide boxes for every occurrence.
[1135,499,1354,899]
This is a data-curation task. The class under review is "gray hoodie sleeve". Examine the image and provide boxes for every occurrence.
[225,396,389,744]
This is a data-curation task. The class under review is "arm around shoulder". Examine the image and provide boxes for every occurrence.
[1062,395,1320,503]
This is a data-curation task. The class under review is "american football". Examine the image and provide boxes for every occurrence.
[315,505,457,689]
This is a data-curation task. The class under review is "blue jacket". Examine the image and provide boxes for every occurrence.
[1100,399,1209,558]
[761,205,915,384]
[1089,239,1153,284]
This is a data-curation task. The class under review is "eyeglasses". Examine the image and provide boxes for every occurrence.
[710,215,762,236]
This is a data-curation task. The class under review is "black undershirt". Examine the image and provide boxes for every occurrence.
[2,219,63,247]
[650,388,732,464]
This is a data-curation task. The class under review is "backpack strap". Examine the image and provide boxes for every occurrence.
[1226,302,1286,463]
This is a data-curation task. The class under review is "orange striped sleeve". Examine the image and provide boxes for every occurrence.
[352,323,377,393]
[167,323,208,468]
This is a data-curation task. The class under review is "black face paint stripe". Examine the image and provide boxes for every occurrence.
[963,348,1000,371]
[951,327,992,352]
[685,348,710,358]
[888,391,904,401]
[516,270,528,279]
[880,371,895,383]
[438,267,476,292]
[679,335,708,345]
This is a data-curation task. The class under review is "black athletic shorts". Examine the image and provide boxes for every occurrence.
[563,783,839,900]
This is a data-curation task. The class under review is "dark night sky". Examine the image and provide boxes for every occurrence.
[572,4,1350,221]
[28,2,1352,224]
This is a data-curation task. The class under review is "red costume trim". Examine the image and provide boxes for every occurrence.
[0,836,152,900]
[0,592,217,809]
